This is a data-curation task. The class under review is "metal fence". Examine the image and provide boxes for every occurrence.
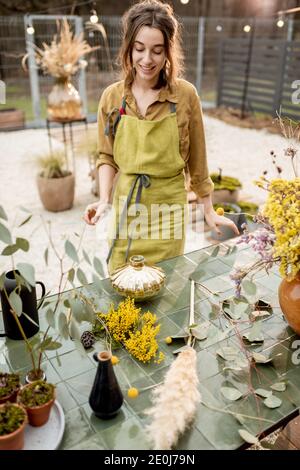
[0,15,299,128]
[217,37,300,119]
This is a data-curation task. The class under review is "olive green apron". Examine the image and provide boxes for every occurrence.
[106,99,187,274]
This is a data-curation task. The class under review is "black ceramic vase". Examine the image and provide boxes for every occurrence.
[0,270,45,340]
[89,351,124,419]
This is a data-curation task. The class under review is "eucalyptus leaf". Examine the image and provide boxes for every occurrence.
[65,240,79,264]
[238,429,259,445]
[46,308,55,328]
[191,322,210,340]
[0,221,12,244]
[77,268,88,286]
[172,345,191,355]
[82,249,91,265]
[220,386,243,401]
[264,395,282,409]
[69,298,85,323]
[242,280,257,296]
[43,341,62,351]
[1,244,18,256]
[68,268,75,284]
[8,291,22,316]
[58,312,69,340]
[255,388,272,398]
[39,337,53,351]
[216,346,240,361]
[16,237,29,252]
[44,247,49,266]
[69,319,81,342]
[18,214,32,227]
[16,263,35,287]
[0,206,8,221]
[92,273,103,293]
[84,303,95,323]
[235,414,246,426]
[270,382,286,392]
[93,257,105,278]
[211,246,220,257]
[243,322,264,343]
[252,352,273,364]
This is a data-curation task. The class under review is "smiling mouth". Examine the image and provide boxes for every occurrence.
[139,65,156,73]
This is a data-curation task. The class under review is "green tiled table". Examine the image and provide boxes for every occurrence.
[1,242,300,450]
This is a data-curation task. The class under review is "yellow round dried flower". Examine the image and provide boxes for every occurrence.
[111,355,119,365]
[216,207,225,216]
[165,336,172,344]
[127,387,139,399]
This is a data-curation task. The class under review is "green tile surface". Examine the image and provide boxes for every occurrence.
[1,244,299,450]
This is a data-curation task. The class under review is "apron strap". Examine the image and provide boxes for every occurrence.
[106,173,151,266]
[170,102,176,113]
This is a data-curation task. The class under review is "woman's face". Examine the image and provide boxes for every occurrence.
[132,26,166,85]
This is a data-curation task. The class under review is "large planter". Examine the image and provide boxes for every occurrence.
[278,273,300,335]
[47,78,82,120]
[0,108,25,131]
[37,173,75,212]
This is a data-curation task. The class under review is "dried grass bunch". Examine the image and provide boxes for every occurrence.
[23,19,98,79]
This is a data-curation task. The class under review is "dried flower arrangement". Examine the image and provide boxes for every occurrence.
[93,297,165,364]
[22,19,98,79]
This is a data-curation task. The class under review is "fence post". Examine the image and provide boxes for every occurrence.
[195,17,205,96]
[75,16,88,117]
[272,41,287,117]
[287,18,294,41]
[24,15,42,127]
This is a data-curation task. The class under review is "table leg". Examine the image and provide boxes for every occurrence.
[62,123,69,172]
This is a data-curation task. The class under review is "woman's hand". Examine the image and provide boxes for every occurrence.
[83,200,110,225]
[204,208,240,236]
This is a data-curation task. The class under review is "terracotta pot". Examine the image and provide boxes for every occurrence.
[0,108,25,131]
[278,273,300,335]
[0,404,27,450]
[0,373,20,404]
[17,383,55,427]
[37,173,75,212]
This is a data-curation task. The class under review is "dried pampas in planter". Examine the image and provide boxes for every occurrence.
[145,346,200,450]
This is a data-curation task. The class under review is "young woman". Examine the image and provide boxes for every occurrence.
[84,0,238,274]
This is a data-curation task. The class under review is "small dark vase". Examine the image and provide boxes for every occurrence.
[0,270,45,340]
[89,351,123,419]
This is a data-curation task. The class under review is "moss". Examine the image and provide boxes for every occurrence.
[237,201,259,215]
[18,381,55,408]
[211,173,242,191]
[0,373,20,399]
[0,403,26,436]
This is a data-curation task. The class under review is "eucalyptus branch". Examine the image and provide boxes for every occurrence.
[201,401,275,424]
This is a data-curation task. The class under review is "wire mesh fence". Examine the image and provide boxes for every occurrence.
[0,14,299,128]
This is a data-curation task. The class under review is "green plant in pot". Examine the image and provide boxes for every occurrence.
[36,150,75,212]
[17,380,55,427]
[0,402,27,450]
[0,372,20,404]
[211,168,242,204]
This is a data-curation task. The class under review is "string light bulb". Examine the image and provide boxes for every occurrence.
[90,9,98,24]
[180,0,190,4]
[277,18,285,28]
[243,24,251,33]
[26,25,35,35]
[216,25,223,32]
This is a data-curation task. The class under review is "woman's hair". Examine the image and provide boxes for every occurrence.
[118,0,184,89]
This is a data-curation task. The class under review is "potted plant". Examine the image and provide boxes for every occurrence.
[211,168,242,204]
[0,402,27,450]
[36,150,75,212]
[0,108,25,131]
[0,373,20,404]
[17,380,55,427]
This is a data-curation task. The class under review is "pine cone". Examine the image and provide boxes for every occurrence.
[80,331,95,349]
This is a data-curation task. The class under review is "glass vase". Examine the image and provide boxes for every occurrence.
[47,77,82,120]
